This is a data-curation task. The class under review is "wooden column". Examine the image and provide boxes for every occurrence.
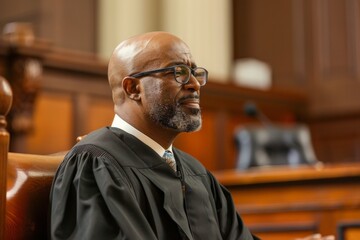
[0,76,12,240]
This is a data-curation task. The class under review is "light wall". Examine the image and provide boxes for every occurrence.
[97,0,232,82]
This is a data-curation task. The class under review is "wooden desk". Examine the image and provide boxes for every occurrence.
[213,163,360,240]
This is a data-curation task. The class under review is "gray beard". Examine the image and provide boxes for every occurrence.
[148,102,202,132]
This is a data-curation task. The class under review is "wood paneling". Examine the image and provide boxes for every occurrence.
[0,0,97,53]
[233,0,360,165]
[88,97,115,132]
[36,49,112,153]
[26,92,73,153]
[233,0,360,116]
[214,162,360,239]
[233,0,303,88]
[306,0,360,116]
[309,115,360,163]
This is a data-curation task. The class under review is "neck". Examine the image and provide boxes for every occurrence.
[117,111,179,149]
[140,122,179,149]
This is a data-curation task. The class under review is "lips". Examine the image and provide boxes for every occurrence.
[178,96,200,109]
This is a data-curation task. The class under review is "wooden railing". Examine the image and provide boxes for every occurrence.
[0,76,12,240]
[0,76,64,239]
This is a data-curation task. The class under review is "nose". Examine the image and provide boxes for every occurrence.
[183,74,201,92]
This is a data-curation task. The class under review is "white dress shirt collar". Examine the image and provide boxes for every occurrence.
[111,114,172,157]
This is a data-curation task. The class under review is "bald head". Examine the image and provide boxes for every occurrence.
[108,31,193,106]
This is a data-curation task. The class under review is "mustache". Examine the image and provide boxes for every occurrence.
[177,94,200,104]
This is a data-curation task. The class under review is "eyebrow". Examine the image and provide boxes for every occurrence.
[167,62,197,68]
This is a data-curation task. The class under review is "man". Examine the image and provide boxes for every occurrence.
[50,32,332,240]
[50,31,257,239]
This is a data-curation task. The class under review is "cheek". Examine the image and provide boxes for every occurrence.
[143,82,167,108]
[145,80,161,94]
[143,81,177,105]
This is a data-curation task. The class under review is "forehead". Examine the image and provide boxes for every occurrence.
[139,35,195,68]
[114,33,196,76]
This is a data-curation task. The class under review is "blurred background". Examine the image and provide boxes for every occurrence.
[1,0,360,239]
[1,0,359,169]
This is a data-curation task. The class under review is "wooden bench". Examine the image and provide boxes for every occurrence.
[0,76,63,239]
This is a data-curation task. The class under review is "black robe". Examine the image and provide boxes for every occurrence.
[50,127,258,240]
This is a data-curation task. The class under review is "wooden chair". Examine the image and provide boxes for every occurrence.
[235,124,319,169]
[0,76,64,239]
[338,222,360,240]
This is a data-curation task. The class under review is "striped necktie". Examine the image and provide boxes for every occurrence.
[163,150,177,172]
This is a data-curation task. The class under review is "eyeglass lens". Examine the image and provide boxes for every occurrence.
[174,65,207,85]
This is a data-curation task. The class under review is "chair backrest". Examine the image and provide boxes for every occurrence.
[235,124,319,169]
[0,76,64,239]
[6,153,64,239]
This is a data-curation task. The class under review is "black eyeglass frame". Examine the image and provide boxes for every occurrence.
[129,64,208,86]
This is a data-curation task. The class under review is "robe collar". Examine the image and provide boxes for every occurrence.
[111,114,173,157]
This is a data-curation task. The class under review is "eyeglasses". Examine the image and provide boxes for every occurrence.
[129,64,208,86]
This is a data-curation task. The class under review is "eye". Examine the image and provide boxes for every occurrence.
[194,71,204,77]
[164,71,174,76]
[174,66,188,77]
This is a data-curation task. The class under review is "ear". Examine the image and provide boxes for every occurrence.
[122,76,141,101]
